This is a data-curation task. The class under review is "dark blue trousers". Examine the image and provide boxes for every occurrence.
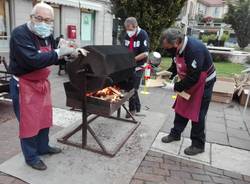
[129,70,143,112]
[9,77,50,165]
[170,78,216,149]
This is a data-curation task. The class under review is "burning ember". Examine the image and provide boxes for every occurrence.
[86,86,124,103]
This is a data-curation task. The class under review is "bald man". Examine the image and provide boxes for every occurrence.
[9,3,75,170]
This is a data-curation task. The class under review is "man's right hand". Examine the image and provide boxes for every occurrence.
[56,46,75,58]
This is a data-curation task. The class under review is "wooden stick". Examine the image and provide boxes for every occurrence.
[177,91,191,100]
[156,70,172,76]
[109,87,124,97]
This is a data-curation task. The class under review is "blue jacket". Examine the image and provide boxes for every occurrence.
[9,24,58,76]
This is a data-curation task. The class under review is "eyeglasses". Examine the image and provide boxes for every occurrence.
[31,15,54,24]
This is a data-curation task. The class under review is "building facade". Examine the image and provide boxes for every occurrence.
[196,0,228,19]
[0,0,113,50]
[177,0,229,36]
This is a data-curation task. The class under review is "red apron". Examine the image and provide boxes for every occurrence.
[173,55,208,122]
[19,45,52,138]
[129,32,137,51]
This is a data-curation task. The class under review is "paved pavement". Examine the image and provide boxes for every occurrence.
[160,100,250,151]
[131,151,250,184]
[151,132,250,176]
[0,66,250,184]
[139,87,250,151]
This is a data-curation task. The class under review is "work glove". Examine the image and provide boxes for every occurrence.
[71,48,89,58]
[164,82,174,91]
[56,46,75,58]
[64,48,89,62]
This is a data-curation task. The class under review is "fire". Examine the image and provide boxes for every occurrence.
[86,86,123,103]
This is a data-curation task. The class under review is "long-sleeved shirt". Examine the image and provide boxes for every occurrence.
[9,24,59,76]
[167,37,215,92]
[124,27,149,67]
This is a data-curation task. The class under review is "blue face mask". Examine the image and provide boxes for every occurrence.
[33,22,53,38]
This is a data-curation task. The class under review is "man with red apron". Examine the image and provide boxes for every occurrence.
[160,28,216,155]
[123,17,149,118]
[8,3,76,170]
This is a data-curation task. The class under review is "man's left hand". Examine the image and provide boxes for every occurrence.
[164,82,174,91]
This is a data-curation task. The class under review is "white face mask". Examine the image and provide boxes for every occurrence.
[30,21,53,38]
[127,30,136,37]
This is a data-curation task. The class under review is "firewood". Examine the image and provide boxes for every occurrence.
[109,87,124,97]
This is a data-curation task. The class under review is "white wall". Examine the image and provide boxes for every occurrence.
[188,0,197,20]
[196,2,207,16]
[61,6,81,43]
[61,4,113,46]
[94,4,113,45]
[196,2,227,19]
[94,10,103,45]
[13,0,32,27]
[10,0,113,46]
[102,4,113,45]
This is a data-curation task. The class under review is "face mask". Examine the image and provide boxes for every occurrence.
[33,22,53,38]
[165,47,177,57]
[127,30,136,38]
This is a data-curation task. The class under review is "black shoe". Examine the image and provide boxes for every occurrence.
[48,146,62,155]
[161,135,180,143]
[28,160,47,171]
[125,110,136,119]
[184,146,204,156]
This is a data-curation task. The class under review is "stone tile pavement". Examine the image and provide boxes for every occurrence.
[0,66,250,184]
[151,132,250,176]
[159,94,250,151]
[138,77,250,152]
[131,151,250,184]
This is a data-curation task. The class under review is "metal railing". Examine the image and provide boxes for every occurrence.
[0,36,9,40]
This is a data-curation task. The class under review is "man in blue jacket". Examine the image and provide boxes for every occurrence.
[9,2,76,170]
[161,28,216,156]
[123,17,149,117]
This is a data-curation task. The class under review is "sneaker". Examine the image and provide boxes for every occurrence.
[184,146,204,156]
[125,110,136,118]
[28,160,47,171]
[48,147,62,155]
[161,135,180,143]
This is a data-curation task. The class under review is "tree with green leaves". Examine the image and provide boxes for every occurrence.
[111,0,186,50]
[224,0,250,50]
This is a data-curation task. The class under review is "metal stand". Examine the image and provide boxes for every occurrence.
[243,88,250,122]
[0,56,11,99]
[58,71,140,157]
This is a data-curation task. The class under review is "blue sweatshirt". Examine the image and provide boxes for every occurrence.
[9,24,59,76]
[167,37,215,92]
[124,28,149,67]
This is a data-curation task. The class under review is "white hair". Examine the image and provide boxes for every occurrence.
[161,28,184,45]
[124,17,138,27]
[31,2,54,18]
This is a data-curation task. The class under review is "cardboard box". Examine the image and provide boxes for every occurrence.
[212,77,235,104]
[239,89,250,107]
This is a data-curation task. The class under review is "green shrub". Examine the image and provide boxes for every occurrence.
[209,34,217,41]
[211,53,231,63]
[202,35,209,43]
[221,34,230,42]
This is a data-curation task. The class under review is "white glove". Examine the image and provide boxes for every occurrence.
[56,46,75,58]
[70,48,89,58]
[164,82,174,91]
[76,48,89,56]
